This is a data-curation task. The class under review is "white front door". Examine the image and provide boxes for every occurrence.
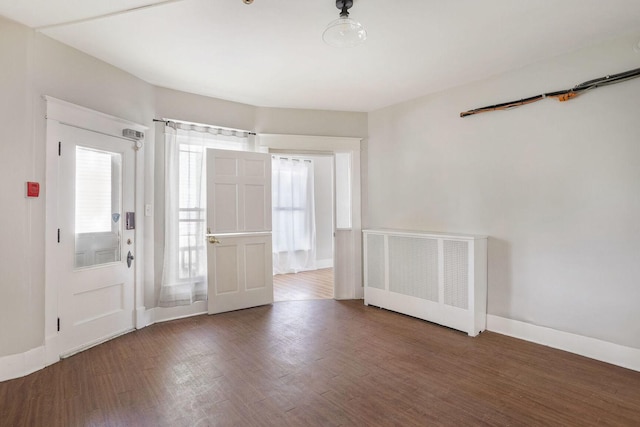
[206,149,273,314]
[54,123,135,356]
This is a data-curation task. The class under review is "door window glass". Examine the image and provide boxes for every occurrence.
[75,146,122,268]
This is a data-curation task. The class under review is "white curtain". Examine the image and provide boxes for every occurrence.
[159,122,256,307]
[272,156,316,275]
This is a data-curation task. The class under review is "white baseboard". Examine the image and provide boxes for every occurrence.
[136,305,154,329]
[142,301,208,327]
[487,315,640,372]
[59,328,134,360]
[316,259,333,269]
[44,335,60,366]
[0,346,46,382]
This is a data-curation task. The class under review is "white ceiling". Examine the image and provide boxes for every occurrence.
[2,0,640,112]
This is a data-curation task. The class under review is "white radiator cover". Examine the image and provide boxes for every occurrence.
[363,229,488,336]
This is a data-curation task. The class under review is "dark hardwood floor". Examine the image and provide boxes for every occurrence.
[2,300,639,426]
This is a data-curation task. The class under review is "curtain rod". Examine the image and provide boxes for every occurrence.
[272,155,312,163]
[154,119,256,136]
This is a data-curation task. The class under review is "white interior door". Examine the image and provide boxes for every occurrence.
[54,124,135,356]
[206,149,273,314]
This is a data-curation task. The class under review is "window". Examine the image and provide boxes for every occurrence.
[74,146,122,268]
[75,147,119,234]
[177,144,205,280]
[159,122,258,306]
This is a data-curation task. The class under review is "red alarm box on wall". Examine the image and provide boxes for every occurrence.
[26,182,40,198]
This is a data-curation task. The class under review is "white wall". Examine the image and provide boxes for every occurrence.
[255,107,367,137]
[0,17,37,357]
[156,87,256,132]
[366,30,640,350]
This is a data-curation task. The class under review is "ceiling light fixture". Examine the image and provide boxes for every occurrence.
[322,0,367,48]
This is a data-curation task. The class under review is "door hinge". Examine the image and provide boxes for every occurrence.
[58,141,61,156]
[57,318,60,332]
[57,228,60,243]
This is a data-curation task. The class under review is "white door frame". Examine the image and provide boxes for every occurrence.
[257,134,363,300]
[43,97,147,365]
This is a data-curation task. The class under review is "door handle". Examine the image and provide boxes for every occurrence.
[206,227,220,244]
[207,235,221,244]
[127,251,134,268]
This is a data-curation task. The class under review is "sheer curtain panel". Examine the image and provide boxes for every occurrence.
[272,156,316,275]
[159,122,255,307]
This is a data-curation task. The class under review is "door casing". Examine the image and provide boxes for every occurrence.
[257,134,363,300]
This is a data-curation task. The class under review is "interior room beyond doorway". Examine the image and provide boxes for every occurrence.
[273,268,334,302]
[272,153,334,302]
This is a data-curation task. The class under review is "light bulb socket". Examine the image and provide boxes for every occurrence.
[336,0,353,10]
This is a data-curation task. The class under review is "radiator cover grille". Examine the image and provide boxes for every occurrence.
[388,236,439,302]
[366,233,386,290]
[444,240,469,309]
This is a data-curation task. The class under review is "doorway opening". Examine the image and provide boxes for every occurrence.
[271,153,335,302]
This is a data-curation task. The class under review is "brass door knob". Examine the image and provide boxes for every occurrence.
[206,228,220,244]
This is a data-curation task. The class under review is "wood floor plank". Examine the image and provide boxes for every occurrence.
[273,268,333,302]
[2,300,640,426]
